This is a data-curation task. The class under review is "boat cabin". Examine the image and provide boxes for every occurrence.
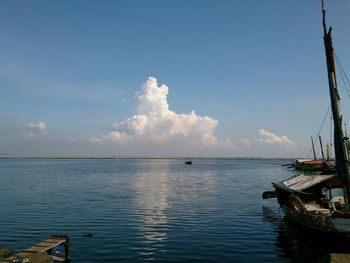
[273,174,344,215]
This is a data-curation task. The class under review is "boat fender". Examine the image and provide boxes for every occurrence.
[289,195,307,214]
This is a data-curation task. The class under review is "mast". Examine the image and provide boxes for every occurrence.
[322,0,350,204]
[311,136,317,160]
[326,143,330,161]
[319,136,325,160]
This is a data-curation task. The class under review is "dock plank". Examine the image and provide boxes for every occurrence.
[22,237,67,253]
[1,235,70,263]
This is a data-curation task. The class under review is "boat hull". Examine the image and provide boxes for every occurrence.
[282,206,350,237]
[272,179,350,237]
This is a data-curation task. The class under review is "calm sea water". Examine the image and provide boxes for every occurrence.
[1,159,350,262]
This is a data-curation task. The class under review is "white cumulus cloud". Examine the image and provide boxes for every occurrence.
[92,77,228,150]
[257,129,295,146]
[24,121,47,139]
[28,121,46,131]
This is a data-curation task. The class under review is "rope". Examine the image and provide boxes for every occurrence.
[335,51,350,99]
[307,51,347,159]
[307,104,331,159]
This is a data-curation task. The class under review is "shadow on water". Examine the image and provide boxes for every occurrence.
[263,206,350,263]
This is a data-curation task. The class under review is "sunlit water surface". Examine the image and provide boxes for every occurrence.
[1,159,350,262]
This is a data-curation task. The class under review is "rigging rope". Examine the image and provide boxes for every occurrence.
[308,52,348,159]
[335,51,350,100]
[307,104,331,159]
[330,115,333,159]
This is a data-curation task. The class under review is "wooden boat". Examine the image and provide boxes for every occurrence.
[264,1,350,237]
[283,137,334,172]
[294,159,325,171]
[283,158,335,174]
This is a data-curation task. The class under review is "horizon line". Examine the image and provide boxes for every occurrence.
[0,156,299,160]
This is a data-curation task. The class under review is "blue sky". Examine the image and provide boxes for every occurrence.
[1,0,350,157]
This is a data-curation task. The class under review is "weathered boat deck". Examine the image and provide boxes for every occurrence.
[0,235,70,263]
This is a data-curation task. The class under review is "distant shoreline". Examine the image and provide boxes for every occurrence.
[0,156,295,160]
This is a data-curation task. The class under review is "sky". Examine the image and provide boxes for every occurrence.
[1,0,350,158]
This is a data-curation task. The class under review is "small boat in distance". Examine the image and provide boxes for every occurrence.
[282,136,335,173]
[185,160,192,165]
[264,0,350,237]
[284,159,335,174]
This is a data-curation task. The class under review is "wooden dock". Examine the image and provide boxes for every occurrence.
[318,253,350,263]
[0,235,70,263]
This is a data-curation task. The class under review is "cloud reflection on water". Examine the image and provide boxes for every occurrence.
[131,161,217,259]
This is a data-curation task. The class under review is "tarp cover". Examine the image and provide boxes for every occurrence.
[282,174,336,191]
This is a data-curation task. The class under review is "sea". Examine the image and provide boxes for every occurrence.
[1,158,350,262]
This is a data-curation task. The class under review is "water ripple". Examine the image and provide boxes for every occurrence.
[1,159,346,262]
